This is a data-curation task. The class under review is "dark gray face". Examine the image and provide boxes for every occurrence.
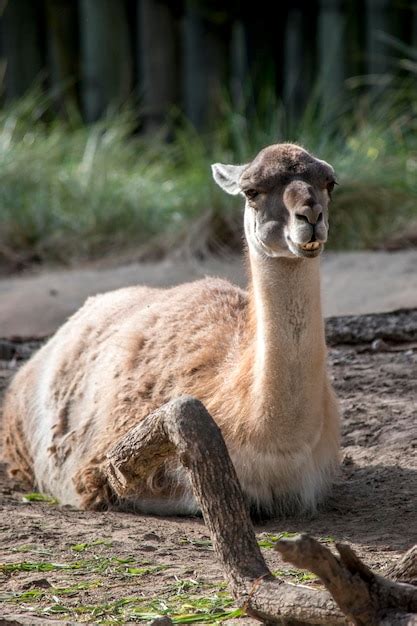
[212,143,336,259]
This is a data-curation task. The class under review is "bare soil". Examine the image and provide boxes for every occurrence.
[0,329,416,624]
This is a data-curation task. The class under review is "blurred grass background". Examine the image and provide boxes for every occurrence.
[1,79,416,271]
[1,0,417,271]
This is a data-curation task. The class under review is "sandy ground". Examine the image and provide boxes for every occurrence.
[1,250,417,336]
[0,331,416,624]
[0,253,416,623]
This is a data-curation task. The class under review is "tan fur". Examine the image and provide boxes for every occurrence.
[2,144,340,516]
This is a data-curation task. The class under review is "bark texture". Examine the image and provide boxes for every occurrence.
[385,546,417,585]
[106,396,417,625]
[276,535,417,626]
[325,308,417,345]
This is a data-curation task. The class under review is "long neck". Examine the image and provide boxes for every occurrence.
[245,251,327,433]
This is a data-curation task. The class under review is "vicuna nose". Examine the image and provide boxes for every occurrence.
[295,204,323,225]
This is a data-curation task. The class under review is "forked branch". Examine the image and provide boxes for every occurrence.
[105,396,417,626]
[276,535,417,626]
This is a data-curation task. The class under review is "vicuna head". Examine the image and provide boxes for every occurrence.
[212,143,336,259]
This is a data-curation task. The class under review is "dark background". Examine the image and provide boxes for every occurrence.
[1,0,416,128]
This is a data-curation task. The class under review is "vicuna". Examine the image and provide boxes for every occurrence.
[2,143,340,517]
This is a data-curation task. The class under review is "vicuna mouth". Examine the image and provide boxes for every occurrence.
[299,242,321,251]
[287,235,324,258]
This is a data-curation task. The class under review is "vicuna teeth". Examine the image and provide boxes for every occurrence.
[302,242,320,251]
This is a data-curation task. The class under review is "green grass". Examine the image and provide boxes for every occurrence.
[12,544,54,556]
[22,492,59,505]
[0,564,323,623]
[257,531,298,548]
[1,82,416,271]
[1,531,333,623]
[1,575,243,624]
[178,537,213,549]
[273,568,319,584]
[0,538,324,624]
[0,556,168,577]
[37,592,244,624]
[0,580,102,603]
[256,531,334,549]
[70,539,113,552]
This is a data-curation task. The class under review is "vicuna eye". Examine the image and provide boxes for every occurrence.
[326,180,336,194]
[245,189,259,200]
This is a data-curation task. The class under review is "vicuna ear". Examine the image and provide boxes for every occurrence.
[211,163,247,195]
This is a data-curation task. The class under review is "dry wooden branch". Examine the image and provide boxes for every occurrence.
[105,396,417,625]
[276,535,417,626]
[325,308,417,346]
[385,546,417,585]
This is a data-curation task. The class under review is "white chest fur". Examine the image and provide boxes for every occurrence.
[230,438,334,515]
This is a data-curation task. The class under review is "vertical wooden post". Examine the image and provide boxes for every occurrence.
[182,2,230,129]
[1,0,43,100]
[79,0,133,122]
[230,19,248,113]
[138,0,179,132]
[410,2,417,49]
[318,0,346,121]
[45,0,79,112]
[240,4,283,108]
[344,0,363,79]
[365,0,395,76]
[284,7,311,124]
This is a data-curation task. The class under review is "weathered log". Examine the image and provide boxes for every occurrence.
[0,340,36,361]
[385,546,417,585]
[106,396,347,624]
[106,396,417,625]
[276,535,417,626]
[106,396,271,595]
[325,308,417,345]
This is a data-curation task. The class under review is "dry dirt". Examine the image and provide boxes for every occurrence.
[0,328,416,624]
